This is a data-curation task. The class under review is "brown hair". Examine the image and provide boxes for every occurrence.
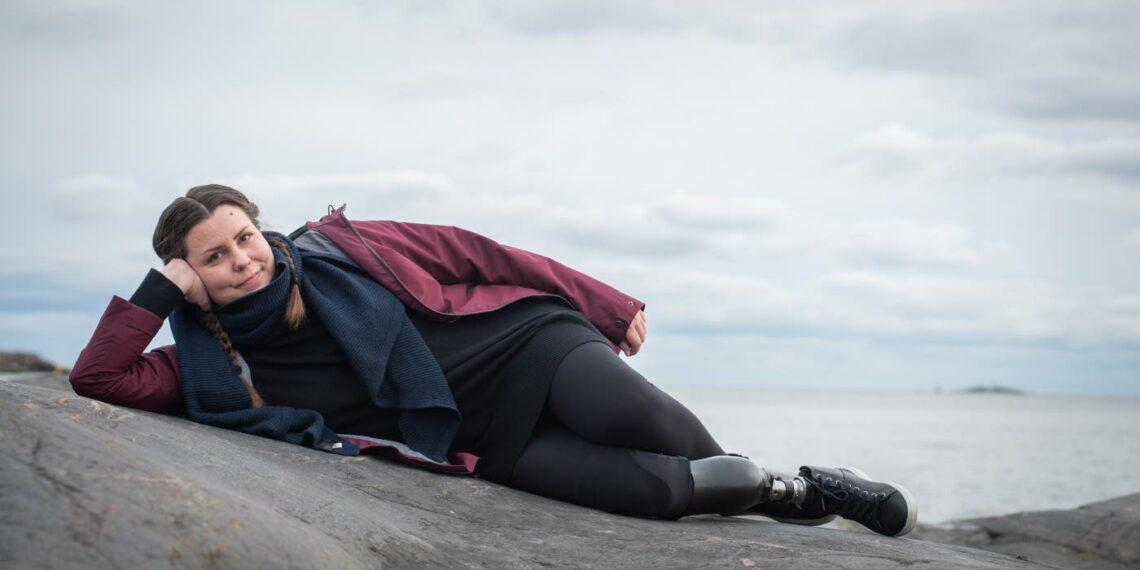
[153,184,307,407]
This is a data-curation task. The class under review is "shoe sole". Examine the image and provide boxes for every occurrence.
[766,513,839,526]
[841,466,918,537]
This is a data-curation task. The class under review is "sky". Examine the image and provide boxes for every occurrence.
[2,0,1138,396]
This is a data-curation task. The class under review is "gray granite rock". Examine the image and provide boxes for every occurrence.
[1,380,1048,569]
[911,493,1140,569]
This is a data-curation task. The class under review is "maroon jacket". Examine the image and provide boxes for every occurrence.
[70,209,645,417]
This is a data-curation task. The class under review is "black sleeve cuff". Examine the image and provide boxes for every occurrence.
[129,269,185,318]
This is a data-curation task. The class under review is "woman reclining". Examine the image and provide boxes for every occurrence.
[71,184,918,537]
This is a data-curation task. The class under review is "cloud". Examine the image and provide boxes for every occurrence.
[180,170,1014,333]
[1125,228,1140,252]
[618,267,825,336]
[477,0,777,39]
[228,177,799,261]
[842,125,1140,186]
[841,124,937,176]
[488,0,682,36]
[0,0,140,44]
[824,4,1043,76]
[534,187,1011,271]
[541,205,706,258]
[823,2,1140,122]
[1066,139,1140,181]
[528,194,798,259]
[239,174,1009,272]
[634,268,1140,350]
[995,76,1140,123]
[820,273,1140,348]
[221,171,455,229]
[49,173,155,221]
[822,220,1013,270]
[359,0,844,43]
[654,194,794,233]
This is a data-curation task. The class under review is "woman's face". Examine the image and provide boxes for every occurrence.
[183,204,275,306]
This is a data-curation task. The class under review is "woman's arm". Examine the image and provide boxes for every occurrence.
[69,269,187,414]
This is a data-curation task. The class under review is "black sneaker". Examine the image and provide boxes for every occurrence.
[797,466,917,537]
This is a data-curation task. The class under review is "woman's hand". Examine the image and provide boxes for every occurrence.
[619,310,647,357]
[160,259,211,310]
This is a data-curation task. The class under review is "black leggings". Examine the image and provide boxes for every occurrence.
[510,341,725,519]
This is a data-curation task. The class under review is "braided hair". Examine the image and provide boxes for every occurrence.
[266,237,306,330]
[197,310,267,407]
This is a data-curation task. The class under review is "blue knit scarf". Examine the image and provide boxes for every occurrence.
[170,232,460,462]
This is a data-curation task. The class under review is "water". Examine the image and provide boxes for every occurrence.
[664,386,1140,524]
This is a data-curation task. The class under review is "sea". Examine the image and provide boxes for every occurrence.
[662,386,1140,524]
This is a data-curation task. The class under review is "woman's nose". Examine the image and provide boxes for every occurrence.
[233,248,251,269]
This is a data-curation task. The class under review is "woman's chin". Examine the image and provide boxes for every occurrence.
[213,283,266,307]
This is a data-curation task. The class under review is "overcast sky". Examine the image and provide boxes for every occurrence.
[2,0,1138,396]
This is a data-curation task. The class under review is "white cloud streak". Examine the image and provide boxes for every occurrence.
[843,125,1140,187]
[824,2,1140,122]
[50,173,155,221]
[629,268,1140,350]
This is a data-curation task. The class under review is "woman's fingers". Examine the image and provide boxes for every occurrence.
[186,279,211,311]
[633,310,647,342]
[622,310,647,356]
[629,311,647,344]
[161,259,211,310]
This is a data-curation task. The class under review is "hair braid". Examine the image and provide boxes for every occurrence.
[198,310,267,408]
[267,237,307,329]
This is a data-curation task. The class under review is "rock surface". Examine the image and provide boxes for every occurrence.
[910,494,1140,570]
[2,378,1052,569]
[0,351,58,373]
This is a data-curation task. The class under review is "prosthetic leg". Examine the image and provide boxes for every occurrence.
[684,456,918,537]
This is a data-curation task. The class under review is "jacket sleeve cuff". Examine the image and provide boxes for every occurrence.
[129,269,184,318]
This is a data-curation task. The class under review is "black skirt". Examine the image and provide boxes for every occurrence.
[245,295,608,484]
[409,296,607,483]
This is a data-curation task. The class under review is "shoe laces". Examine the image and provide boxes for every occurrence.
[805,473,888,525]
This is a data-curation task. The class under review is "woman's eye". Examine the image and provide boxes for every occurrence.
[207,252,223,264]
[239,233,252,243]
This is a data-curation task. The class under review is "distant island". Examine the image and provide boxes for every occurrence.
[0,351,59,373]
[958,385,1028,395]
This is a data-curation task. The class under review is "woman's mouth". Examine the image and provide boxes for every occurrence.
[238,271,262,289]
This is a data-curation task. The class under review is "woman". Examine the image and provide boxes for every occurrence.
[71,184,918,537]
